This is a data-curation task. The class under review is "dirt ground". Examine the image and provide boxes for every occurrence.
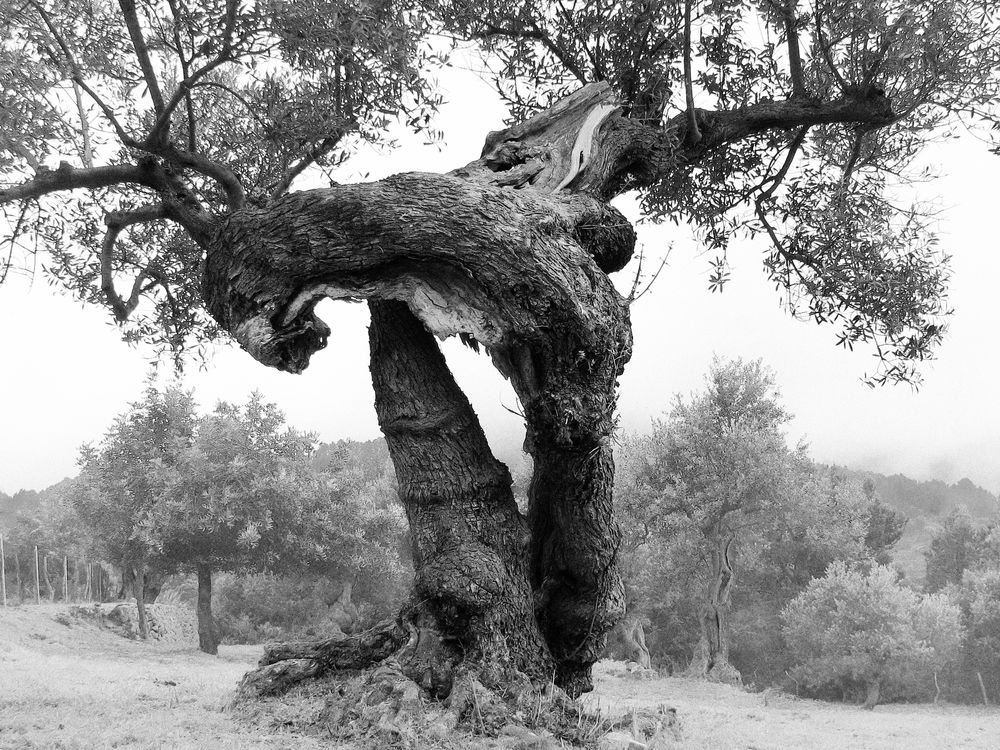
[2,604,999,749]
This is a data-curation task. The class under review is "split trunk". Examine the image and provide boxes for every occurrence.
[210,84,639,698]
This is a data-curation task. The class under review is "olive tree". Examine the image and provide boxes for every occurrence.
[782,563,962,708]
[2,0,998,698]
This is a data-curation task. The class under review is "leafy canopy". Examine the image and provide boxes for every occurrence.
[782,562,963,692]
[1,0,999,381]
[73,384,405,581]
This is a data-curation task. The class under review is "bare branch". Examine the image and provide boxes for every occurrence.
[100,204,167,321]
[117,0,166,114]
[757,126,809,204]
[165,0,197,151]
[160,145,246,210]
[72,82,94,168]
[683,0,701,144]
[0,162,159,205]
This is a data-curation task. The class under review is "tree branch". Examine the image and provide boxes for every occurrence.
[814,4,851,92]
[28,0,139,148]
[269,135,343,200]
[683,0,701,144]
[145,0,239,147]
[72,82,94,168]
[100,204,167,321]
[0,162,159,205]
[158,144,246,210]
[528,17,588,84]
[781,1,807,98]
[117,0,166,114]
[165,0,197,151]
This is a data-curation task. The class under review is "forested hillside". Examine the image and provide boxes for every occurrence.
[835,470,1000,582]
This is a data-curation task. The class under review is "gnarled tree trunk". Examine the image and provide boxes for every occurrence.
[220,84,635,699]
[369,300,552,693]
[607,612,652,669]
[690,533,740,683]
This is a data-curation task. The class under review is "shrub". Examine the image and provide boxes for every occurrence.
[782,563,963,708]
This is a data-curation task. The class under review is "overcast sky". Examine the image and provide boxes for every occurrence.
[2,65,999,496]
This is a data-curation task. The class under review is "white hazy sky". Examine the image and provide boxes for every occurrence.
[2,65,999,495]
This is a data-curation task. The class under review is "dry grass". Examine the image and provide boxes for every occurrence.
[0,604,325,749]
[586,661,1000,749]
[3,606,999,749]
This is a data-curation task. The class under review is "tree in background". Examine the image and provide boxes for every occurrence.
[148,393,327,653]
[617,358,877,682]
[73,385,197,637]
[861,480,908,567]
[2,480,98,602]
[3,0,999,701]
[627,358,795,681]
[924,508,989,593]
[782,563,962,709]
[149,394,408,654]
[728,465,872,685]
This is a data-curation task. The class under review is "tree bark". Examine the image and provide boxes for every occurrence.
[369,300,553,692]
[133,563,150,640]
[213,84,638,698]
[197,564,218,655]
[690,533,740,683]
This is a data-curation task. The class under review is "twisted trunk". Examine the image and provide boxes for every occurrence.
[369,300,552,692]
[690,533,740,683]
[215,84,635,698]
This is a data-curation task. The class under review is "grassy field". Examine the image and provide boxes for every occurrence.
[2,604,998,749]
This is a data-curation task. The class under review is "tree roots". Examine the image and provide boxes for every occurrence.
[234,620,681,748]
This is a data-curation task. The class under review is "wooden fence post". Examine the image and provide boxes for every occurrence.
[33,545,40,605]
[1,533,6,607]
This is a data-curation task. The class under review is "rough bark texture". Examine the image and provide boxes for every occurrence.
[237,618,411,698]
[197,564,218,655]
[209,83,639,697]
[370,300,553,691]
